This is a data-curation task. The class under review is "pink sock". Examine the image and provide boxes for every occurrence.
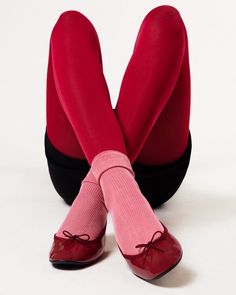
[91,150,164,255]
[56,168,107,239]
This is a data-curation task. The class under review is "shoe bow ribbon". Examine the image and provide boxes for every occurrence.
[62,230,92,246]
[135,230,165,255]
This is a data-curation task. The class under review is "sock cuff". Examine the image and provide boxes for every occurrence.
[91,150,135,186]
[81,168,98,185]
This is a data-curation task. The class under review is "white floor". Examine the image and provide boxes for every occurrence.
[1,145,235,295]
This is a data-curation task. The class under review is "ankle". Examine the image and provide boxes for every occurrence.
[91,150,135,186]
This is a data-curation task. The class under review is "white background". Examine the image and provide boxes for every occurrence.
[0,0,236,294]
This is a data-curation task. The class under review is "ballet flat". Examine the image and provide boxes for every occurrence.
[118,222,183,280]
[49,222,107,267]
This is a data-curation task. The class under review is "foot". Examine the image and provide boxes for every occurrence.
[91,150,164,255]
[56,168,107,239]
[49,168,108,266]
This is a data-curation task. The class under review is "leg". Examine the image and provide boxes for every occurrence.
[115,5,190,165]
[89,5,190,255]
[46,11,111,240]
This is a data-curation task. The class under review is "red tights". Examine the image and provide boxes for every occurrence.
[46,5,191,166]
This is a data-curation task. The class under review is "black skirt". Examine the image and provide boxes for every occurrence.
[44,129,192,209]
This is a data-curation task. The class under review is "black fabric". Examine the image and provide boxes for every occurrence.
[44,130,192,208]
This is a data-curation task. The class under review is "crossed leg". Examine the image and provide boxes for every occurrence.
[45,6,191,255]
[46,5,191,167]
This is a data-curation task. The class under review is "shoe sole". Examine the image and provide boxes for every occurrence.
[135,252,183,281]
[50,252,104,268]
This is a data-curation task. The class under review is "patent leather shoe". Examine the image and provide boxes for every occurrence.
[118,222,183,280]
[49,222,107,267]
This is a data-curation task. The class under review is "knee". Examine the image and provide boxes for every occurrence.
[58,10,86,22]
[143,5,185,37]
[53,10,94,33]
[148,5,181,16]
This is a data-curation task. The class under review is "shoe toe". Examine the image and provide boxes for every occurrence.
[49,235,103,262]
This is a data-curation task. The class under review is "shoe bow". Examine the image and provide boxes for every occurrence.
[135,230,165,255]
[62,230,91,246]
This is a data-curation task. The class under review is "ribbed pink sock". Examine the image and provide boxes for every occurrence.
[91,150,164,255]
[56,168,107,239]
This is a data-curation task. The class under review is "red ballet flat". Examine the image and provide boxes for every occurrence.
[118,222,183,280]
[49,222,107,267]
